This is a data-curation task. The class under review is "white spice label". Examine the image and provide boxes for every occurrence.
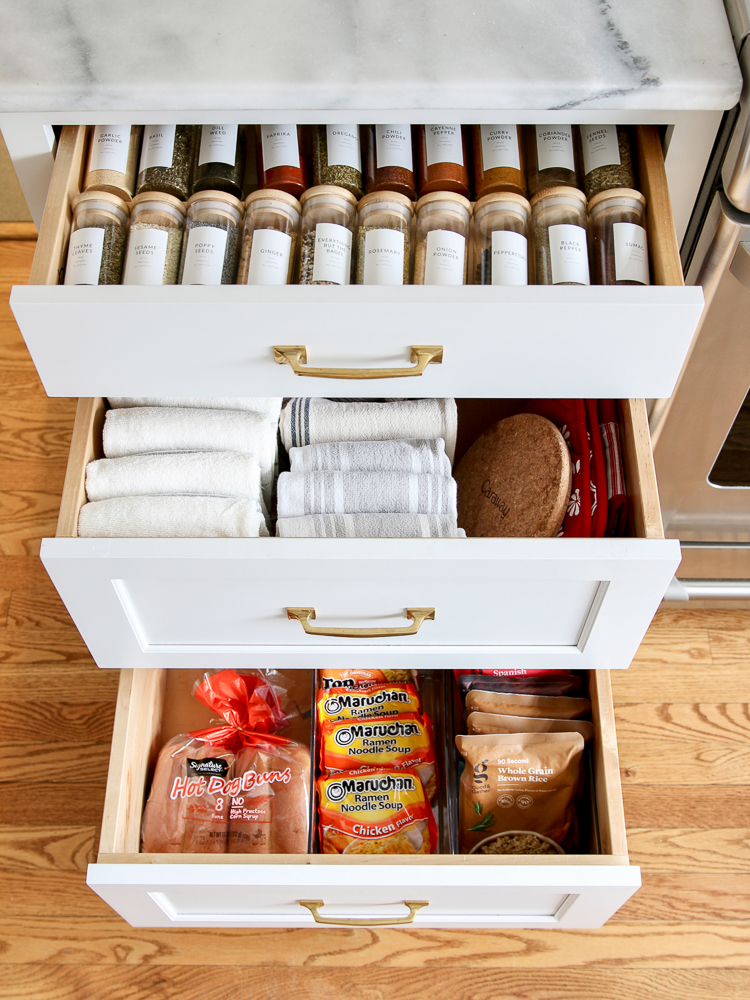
[181,226,228,285]
[535,125,575,172]
[375,125,413,170]
[64,227,104,285]
[139,125,176,171]
[425,125,464,167]
[260,125,300,170]
[490,230,528,285]
[363,228,405,285]
[580,124,620,174]
[480,125,521,171]
[326,125,361,169]
[122,228,169,285]
[613,222,649,284]
[548,224,590,285]
[246,228,292,285]
[198,125,238,166]
[89,126,130,174]
[424,229,465,285]
[312,222,352,284]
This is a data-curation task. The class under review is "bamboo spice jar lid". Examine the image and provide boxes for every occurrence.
[454,414,572,538]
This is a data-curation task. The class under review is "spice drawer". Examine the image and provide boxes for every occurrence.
[40,396,679,672]
[11,124,702,399]
[87,667,638,929]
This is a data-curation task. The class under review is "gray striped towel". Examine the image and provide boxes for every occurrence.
[288,438,451,475]
[277,470,457,517]
[276,513,464,538]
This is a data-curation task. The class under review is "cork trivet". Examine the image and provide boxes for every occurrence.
[454,413,572,537]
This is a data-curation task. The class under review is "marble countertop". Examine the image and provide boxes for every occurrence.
[0,0,742,114]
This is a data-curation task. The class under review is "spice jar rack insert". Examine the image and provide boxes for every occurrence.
[11,124,703,399]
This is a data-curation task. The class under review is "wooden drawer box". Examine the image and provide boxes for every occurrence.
[11,125,702,399]
[87,667,638,929]
[40,396,680,672]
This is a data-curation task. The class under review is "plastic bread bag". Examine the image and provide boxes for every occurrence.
[318,767,437,855]
[456,672,584,697]
[142,668,310,853]
[317,681,422,725]
[319,713,437,799]
[455,732,585,853]
[319,667,417,691]
[464,689,591,720]
[466,711,595,742]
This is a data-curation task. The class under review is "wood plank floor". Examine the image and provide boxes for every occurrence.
[1,234,750,998]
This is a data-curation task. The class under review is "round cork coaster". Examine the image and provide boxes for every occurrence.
[454,413,572,537]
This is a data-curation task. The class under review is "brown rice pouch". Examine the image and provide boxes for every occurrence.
[464,689,591,720]
[466,712,595,742]
[455,732,585,853]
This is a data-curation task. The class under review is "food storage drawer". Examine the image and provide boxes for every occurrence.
[40,396,680,671]
[11,124,702,399]
[88,667,638,929]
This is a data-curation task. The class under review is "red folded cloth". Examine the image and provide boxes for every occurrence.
[526,400,592,537]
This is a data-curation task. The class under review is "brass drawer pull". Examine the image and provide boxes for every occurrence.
[299,899,429,926]
[286,606,435,638]
[274,345,443,379]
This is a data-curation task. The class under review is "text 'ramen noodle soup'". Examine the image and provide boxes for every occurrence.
[319,667,416,691]
[318,768,437,855]
[317,682,421,724]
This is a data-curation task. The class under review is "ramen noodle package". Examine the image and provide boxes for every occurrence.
[455,732,585,853]
[466,712,595,742]
[317,682,421,724]
[457,672,583,697]
[318,768,437,855]
[464,689,591,720]
[319,667,416,691]
[319,713,437,798]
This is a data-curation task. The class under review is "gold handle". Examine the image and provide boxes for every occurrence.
[286,606,435,639]
[298,899,429,926]
[274,345,443,380]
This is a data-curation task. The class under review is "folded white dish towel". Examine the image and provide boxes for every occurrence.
[289,438,451,476]
[280,398,457,462]
[78,495,269,538]
[277,513,464,538]
[277,470,457,517]
[107,398,282,421]
[85,452,261,502]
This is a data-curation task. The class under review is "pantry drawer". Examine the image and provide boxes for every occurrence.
[40,396,680,671]
[88,668,639,929]
[11,124,702,399]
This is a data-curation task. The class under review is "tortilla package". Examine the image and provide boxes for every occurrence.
[142,669,311,854]
[457,672,583,697]
[319,667,416,691]
[464,689,591,720]
[319,713,437,798]
[455,732,585,853]
[317,682,421,724]
[318,768,437,855]
[466,711,595,742]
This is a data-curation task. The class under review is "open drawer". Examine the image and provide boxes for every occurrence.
[88,666,638,929]
[40,396,680,671]
[11,124,702,399]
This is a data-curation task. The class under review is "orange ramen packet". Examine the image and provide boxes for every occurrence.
[319,667,416,691]
[317,682,421,724]
[318,768,437,855]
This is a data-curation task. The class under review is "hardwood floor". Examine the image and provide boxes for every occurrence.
[1,233,749,998]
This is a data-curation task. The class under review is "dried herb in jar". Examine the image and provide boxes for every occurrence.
[580,125,635,199]
[527,125,580,198]
[312,125,363,198]
[193,125,247,199]
[137,124,199,201]
[363,125,417,200]
[64,191,129,286]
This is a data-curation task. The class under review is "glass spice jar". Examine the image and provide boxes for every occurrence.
[298,185,357,285]
[472,124,525,198]
[178,190,243,285]
[362,125,416,200]
[355,191,413,285]
[121,192,185,285]
[312,125,363,198]
[237,189,300,285]
[579,124,635,199]
[136,124,199,201]
[256,124,307,199]
[417,125,470,197]
[83,125,143,200]
[526,125,580,198]
[530,186,590,285]
[472,192,530,286]
[192,124,247,199]
[64,191,129,285]
[413,191,471,285]
[588,188,649,285]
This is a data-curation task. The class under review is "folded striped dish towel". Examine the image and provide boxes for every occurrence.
[107,398,282,421]
[277,470,456,517]
[78,495,269,538]
[289,438,451,476]
[280,398,457,462]
[85,452,261,502]
[277,513,465,538]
